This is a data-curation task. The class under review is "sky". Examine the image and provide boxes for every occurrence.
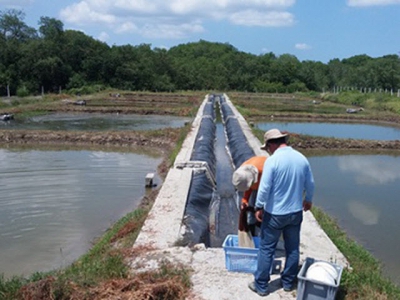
[0,0,399,63]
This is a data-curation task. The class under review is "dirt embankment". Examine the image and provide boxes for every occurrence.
[288,133,400,151]
[0,128,180,152]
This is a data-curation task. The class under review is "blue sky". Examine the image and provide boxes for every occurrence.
[1,0,399,63]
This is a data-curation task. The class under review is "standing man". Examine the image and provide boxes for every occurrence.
[248,129,315,297]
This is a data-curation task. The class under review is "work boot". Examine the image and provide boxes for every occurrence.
[248,281,269,297]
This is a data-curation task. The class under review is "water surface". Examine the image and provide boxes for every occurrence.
[309,154,400,285]
[0,113,191,131]
[0,148,162,278]
[255,121,400,140]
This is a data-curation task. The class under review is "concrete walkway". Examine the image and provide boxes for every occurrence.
[131,94,348,299]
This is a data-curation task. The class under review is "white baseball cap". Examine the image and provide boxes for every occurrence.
[232,165,258,191]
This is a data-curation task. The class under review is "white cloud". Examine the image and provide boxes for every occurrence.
[295,43,311,50]
[60,2,116,25]
[230,10,294,27]
[348,200,379,225]
[143,22,204,39]
[347,0,400,6]
[114,0,158,14]
[168,0,295,15]
[338,156,400,185]
[97,31,109,42]
[115,22,139,34]
[59,0,296,40]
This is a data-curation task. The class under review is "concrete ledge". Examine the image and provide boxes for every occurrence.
[135,167,192,249]
[174,95,209,165]
[300,211,348,267]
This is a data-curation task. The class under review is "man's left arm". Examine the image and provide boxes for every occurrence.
[303,164,315,211]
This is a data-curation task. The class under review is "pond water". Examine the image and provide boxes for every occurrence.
[0,113,192,131]
[309,154,400,286]
[0,148,162,278]
[255,121,400,140]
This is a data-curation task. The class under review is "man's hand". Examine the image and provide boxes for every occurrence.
[241,201,248,210]
[303,200,312,212]
[255,209,263,222]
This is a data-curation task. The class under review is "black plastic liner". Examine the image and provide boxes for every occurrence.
[224,117,255,167]
[219,99,233,121]
[182,94,255,247]
[190,116,216,176]
[182,169,214,246]
[220,97,254,168]
[183,95,217,246]
[202,100,216,119]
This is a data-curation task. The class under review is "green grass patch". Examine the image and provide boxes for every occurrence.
[168,122,192,166]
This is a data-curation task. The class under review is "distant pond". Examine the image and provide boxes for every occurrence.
[0,113,192,131]
[255,120,400,140]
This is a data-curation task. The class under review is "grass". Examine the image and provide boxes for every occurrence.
[168,122,192,166]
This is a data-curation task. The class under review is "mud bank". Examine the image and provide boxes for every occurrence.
[0,128,181,149]
[289,134,400,150]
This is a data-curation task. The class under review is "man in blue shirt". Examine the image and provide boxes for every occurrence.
[248,129,315,297]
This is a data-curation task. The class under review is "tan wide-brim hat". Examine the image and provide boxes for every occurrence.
[260,128,288,150]
[232,165,258,191]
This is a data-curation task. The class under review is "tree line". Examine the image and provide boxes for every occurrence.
[1,9,400,96]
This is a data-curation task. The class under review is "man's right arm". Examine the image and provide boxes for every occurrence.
[241,190,251,209]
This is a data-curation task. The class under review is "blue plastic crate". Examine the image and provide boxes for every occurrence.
[222,234,260,273]
[297,257,343,300]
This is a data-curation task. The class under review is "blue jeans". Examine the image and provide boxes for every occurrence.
[254,210,303,293]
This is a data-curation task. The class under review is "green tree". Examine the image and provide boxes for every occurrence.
[327,58,345,90]
[0,9,37,41]
[300,60,329,91]
[38,17,64,40]
[374,55,400,90]
[270,54,301,86]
